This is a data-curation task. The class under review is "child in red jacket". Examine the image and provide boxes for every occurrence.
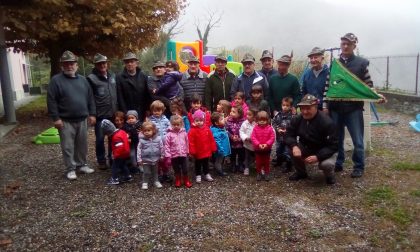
[188,109,217,183]
[251,111,275,181]
[101,119,132,185]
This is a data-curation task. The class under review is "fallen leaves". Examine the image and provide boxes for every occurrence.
[3,180,21,197]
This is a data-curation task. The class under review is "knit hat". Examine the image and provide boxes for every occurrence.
[192,109,205,121]
[126,110,138,119]
[101,119,116,135]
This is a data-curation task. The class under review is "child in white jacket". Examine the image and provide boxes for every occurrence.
[239,109,257,175]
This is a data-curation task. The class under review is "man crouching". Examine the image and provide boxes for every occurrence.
[285,94,338,185]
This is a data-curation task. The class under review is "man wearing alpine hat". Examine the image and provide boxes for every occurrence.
[258,49,278,81]
[323,33,386,178]
[230,53,269,101]
[47,50,96,180]
[301,47,329,111]
[285,94,338,185]
[87,53,117,169]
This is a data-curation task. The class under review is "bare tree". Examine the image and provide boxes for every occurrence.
[195,10,223,54]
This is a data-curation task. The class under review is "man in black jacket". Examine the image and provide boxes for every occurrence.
[87,53,117,169]
[285,94,338,184]
[116,52,151,121]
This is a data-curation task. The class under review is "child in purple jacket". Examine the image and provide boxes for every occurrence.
[164,115,192,188]
[226,105,245,172]
[153,61,182,100]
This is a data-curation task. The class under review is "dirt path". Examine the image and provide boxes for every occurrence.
[1,109,419,251]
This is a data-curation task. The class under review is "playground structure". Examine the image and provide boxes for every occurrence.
[167,40,243,76]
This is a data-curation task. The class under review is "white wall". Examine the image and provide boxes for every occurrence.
[0,49,30,102]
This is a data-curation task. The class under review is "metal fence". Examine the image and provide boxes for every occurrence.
[367,54,420,95]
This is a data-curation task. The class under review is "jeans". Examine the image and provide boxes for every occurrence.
[276,141,291,162]
[112,158,130,179]
[94,118,112,164]
[330,109,365,171]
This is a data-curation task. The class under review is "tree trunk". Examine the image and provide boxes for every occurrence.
[0,9,16,123]
[48,44,62,78]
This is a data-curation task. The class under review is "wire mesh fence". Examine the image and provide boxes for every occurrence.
[367,54,419,95]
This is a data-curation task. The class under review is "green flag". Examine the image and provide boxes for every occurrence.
[326,59,380,101]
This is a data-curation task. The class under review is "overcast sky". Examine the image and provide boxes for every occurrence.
[173,0,420,59]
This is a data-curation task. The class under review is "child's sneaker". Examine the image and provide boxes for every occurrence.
[121,175,133,183]
[154,181,163,188]
[66,170,77,180]
[141,183,148,190]
[204,173,214,182]
[107,177,120,185]
[243,168,250,176]
[196,175,202,183]
[79,165,94,174]
[265,173,271,181]
[256,173,263,181]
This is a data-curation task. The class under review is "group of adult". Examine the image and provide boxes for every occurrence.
[47,32,385,183]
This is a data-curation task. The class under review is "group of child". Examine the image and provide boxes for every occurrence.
[100,85,296,189]
[99,57,296,189]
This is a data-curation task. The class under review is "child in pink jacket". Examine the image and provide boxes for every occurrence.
[164,115,192,188]
[251,110,275,181]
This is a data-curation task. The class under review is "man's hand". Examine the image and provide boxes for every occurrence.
[152,88,157,94]
[88,116,96,126]
[304,155,318,164]
[277,128,286,134]
[378,94,387,104]
[54,119,64,130]
[292,146,302,157]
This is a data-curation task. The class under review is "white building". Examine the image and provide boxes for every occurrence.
[0,49,31,113]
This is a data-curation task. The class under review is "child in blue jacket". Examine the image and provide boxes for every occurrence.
[210,112,231,176]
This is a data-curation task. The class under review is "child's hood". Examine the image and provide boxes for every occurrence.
[167,126,186,133]
[166,71,183,81]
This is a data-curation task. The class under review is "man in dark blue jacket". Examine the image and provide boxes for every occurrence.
[258,50,278,81]
[323,33,386,178]
[301,47,329,111]
[47,51,96,180]
[230,53,269,101]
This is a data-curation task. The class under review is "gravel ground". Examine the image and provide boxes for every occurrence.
[1,109,419,251]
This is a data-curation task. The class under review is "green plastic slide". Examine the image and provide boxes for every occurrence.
[32,127,60,144]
